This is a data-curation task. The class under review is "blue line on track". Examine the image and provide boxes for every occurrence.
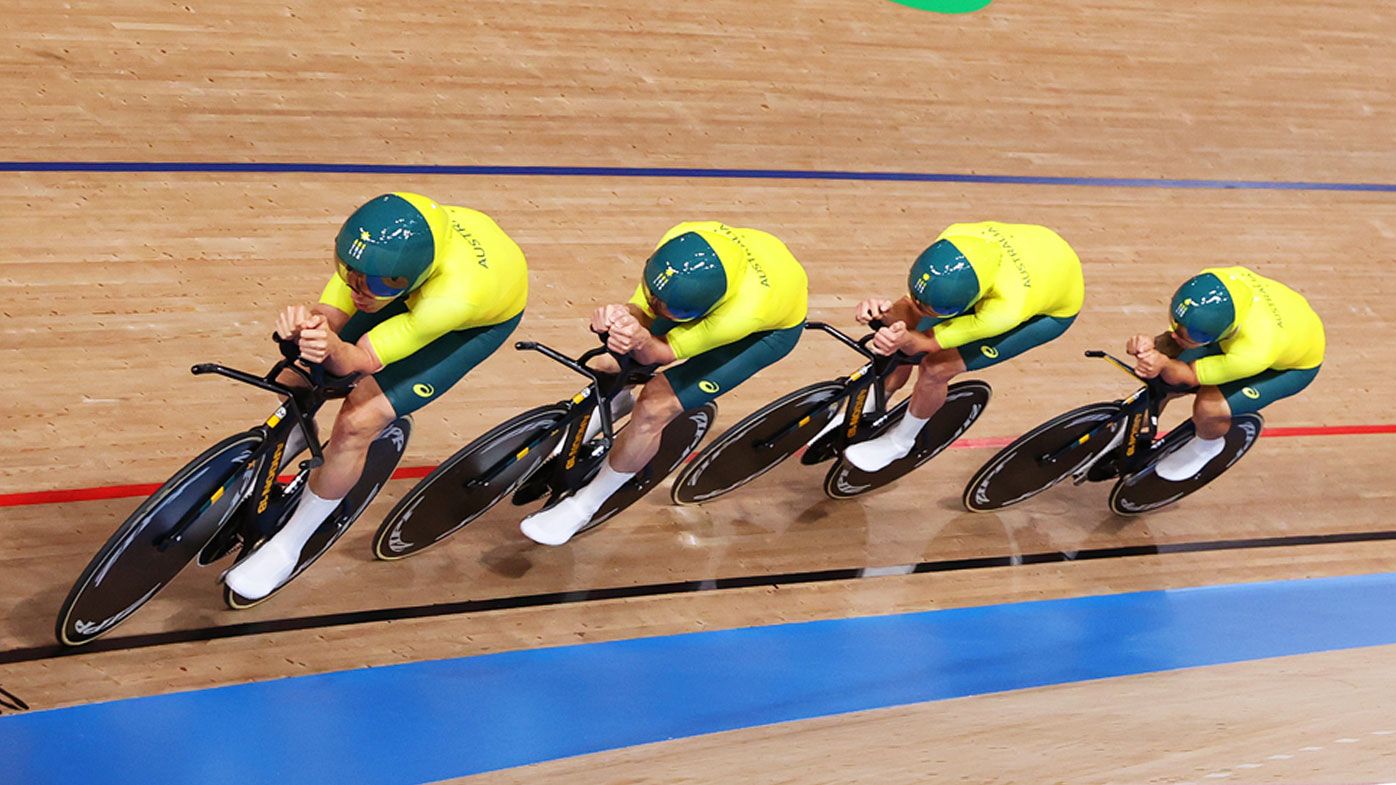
[3,572,1396,784]
[4,161,1396,192]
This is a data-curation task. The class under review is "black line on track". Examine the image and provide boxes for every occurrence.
[5,529,1396,666]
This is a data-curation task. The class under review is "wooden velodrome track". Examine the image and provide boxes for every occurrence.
[2,0,1395,781]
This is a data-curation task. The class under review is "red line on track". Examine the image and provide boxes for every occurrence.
[2,423,1392,509]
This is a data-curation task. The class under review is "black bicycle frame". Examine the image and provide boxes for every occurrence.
[1039,350,1185,474]
[461,337,649,490]
[152,340,354,551]
[753,320,924,451]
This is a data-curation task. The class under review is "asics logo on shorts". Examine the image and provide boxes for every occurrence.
[412,383,436,398]
[699,380,720,394]
[980,345,1000,359]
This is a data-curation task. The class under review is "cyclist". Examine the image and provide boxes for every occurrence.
[226,192,528,598]
[846,221,1085,471]
[520,221,809,546]
[1127,267,1324,480]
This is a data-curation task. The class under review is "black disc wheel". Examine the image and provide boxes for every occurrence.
[1109,413,1264,516]
[824,380,992,500]
[961,401,1125,512]
[56,431,263,646]
[226,416,414,608]
[585,402,718,530]
[372,406,566,561]
[671,381,844,505]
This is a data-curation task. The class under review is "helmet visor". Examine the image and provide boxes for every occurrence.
[643,284,702,322]
[336,257,412,299]
[1170,319,1219,346]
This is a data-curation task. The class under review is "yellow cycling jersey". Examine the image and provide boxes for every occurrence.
[628,221,809,359]
[321,205,528,365]
[929,222,1085,350]
[1191,266,1325,386]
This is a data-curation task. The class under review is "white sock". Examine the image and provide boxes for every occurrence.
[225,487,343,599]
[279,487,343,545]
[519,460,636,547]
[888,411,930,450]
[570,460,637,519]
[842,411,930,473]
[1156,435,1226,481]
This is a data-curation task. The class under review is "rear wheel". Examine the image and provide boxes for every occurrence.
[586,402,719,530]
[824,381,992,500]
[56,431,263,646]
[962,402,1124,512]
[672,381,844,505]
[1109,413,1264,516]
[373,406,566,560]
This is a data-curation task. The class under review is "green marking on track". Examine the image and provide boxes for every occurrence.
[887,0,991,13]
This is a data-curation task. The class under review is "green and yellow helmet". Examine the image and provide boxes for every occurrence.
[908,236,1001,317]
[642,232,730,321]
[1170,271,1248,344]
[334,193,447,298]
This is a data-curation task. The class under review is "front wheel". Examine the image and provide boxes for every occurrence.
[824,380,992,500]
[1109,413,1264,516]
[962,401,1124,512]
[671,381,844,505]
[372,406,567,561]
[56,431,263,646]
[226,416,414,608]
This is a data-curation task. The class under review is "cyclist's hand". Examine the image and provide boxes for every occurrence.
[1126,334,1154,357]
[854,298,893,325]
[871,321,909,356]
[297,313,334,364]
[275,305,314,341]
[1133,347,1166,379]
[605,311,644,355]
[591,303,630,335]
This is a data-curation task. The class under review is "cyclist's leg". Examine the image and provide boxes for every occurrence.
[228,313,521,596]
[1158,364,1321,480]
[522,325,802,545]
[888,313,953,397]
[847,314,1075,472]
[620,325,802,469]
[814,315,946,443]
[1155,344,1232,480]
[920,313,1075,417]
[276,300,412,465]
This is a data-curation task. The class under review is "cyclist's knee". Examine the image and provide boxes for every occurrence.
[333,397,396,443]
[631,383,683,435]
[1191,387,1231,437]
[916,352,961,386]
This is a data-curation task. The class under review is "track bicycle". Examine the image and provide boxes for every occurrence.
[671,320,992,503]
[961,350,1264,515]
